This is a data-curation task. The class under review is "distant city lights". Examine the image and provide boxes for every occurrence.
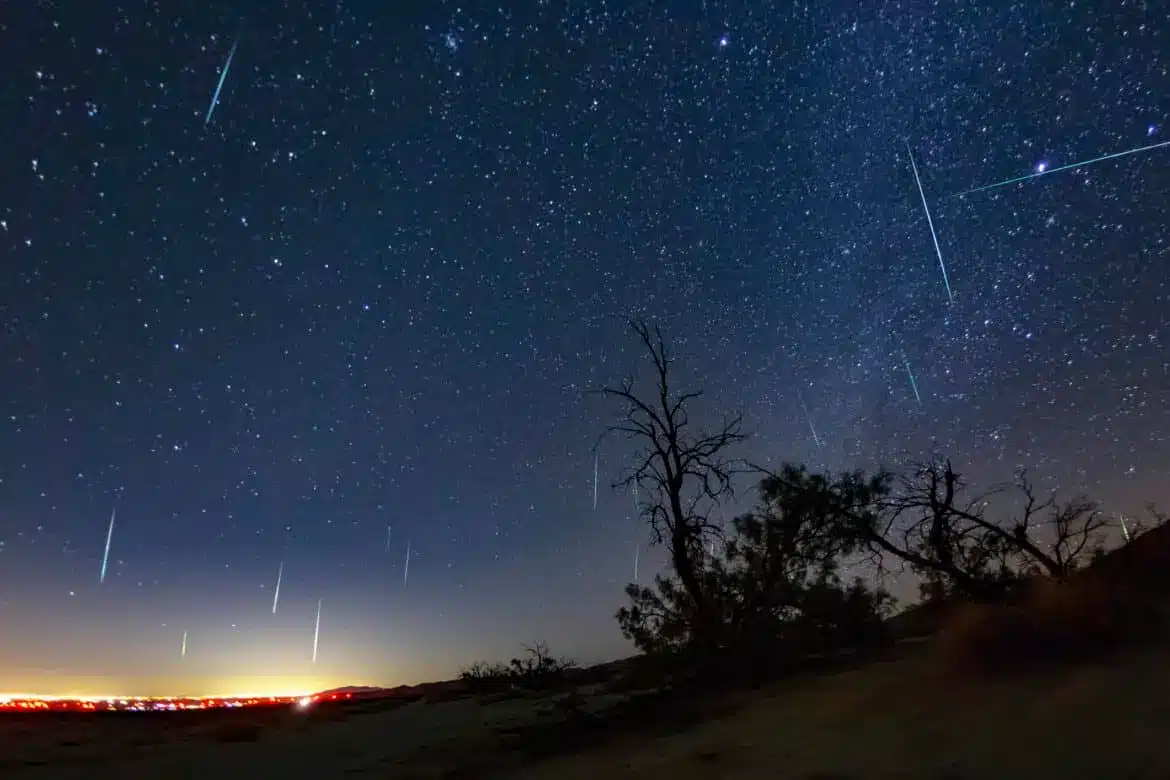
[0,692,346,713]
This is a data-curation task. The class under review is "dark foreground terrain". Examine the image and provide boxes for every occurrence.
[4,635,1170,780]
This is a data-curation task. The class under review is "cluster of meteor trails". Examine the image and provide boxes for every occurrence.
[97,504,414,665]
[195,20,1169,436]
[862,132,1170,429]
[76,26,1170,688]
[906,132,1170,306]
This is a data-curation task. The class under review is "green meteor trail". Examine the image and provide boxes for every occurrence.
[956,138,1170,197]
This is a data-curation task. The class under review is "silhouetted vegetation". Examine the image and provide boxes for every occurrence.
[603,323,1167,681]
[599,319,746,660]
[458,641,577,691]
[616,464,893,674]
[818,460,1115,602]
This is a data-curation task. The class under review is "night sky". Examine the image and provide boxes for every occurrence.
[1,1,1167,697]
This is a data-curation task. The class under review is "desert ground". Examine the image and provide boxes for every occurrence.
[5,636,1170,780]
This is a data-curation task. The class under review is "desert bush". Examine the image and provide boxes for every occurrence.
[458,660,512,682]
[937,576,1145,675]
[459,642,576,691]
[617,467,892,681]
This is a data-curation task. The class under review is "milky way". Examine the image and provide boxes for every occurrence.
[0,2,1166,694]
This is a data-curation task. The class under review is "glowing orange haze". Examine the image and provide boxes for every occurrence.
[0,674,349,701]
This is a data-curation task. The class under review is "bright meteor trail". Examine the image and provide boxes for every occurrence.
[99,507,115,583]
[204,30,240,126]
[404,540,411,586]
[956,138,1170,196]
[797,390,822,448]
[272,560,283,614]
[904,355,922,406]
[592,449,599,510]
[312,599,322,664]
[906,142,955,303]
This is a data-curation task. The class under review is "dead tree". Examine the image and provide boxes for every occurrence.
[599,320,745,637]
[871,461,1111,598]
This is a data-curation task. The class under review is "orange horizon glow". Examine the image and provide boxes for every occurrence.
[0,690,367,712]
[0,677,359,703]
[0,689,317,702]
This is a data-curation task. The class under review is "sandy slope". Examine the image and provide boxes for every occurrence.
[6,643,1170,779]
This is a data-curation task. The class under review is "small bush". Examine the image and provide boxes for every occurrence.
[459,642,576,691]
[937,576,1142,675]
[458,660,512,682]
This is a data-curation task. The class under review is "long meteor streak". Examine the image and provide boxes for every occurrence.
[592,450,599,510]
[384,524,392,553]
[312,600,322,664]
[904,356,922,406]
[906,142,954,303]
[957,138,1170,197]
[272,560,283,614]
[204,32,240,126]
[797,390,822,448]
[633,544,640,582]
[181,630,187,658]
[404,540,411,586]
[100,508,116,583]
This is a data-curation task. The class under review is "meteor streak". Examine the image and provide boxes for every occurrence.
[100,508,116,583]
[181,630,187,658]
[384,525,392,553]
[956,138,1170,197]
[904,356,922,406]
[404,540,411,586]
[272,560,283,614]
[312,600,322,664]
[633,544,640,582]
[204,29,241,126]
[906,142,954,303]
[797,390,822,448]
[592,449,599,510]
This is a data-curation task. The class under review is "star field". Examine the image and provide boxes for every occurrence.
[0,1,1167,696]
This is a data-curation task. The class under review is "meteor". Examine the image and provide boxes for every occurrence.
[312,600,322,664]
[404,540,411,586]
[204,28,241,126]
[906,142,955,303]
[592,449,600,510]
[100,508,116,584]
[633,544,640,582]
[956,138,1170,197]
[797,390,822,448]
[181,630,187,658]
[272,560,283,614]
[904,356,922,406]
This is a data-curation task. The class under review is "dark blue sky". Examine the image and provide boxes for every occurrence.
[0,0,1167,696]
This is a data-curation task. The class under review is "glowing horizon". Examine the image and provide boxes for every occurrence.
[0,675,363,702]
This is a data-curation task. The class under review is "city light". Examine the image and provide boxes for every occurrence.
[0,691,347,713]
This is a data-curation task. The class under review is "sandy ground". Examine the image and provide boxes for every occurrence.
[6,644,1170,779]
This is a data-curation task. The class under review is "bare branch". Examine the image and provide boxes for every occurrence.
[598,320,746,633]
